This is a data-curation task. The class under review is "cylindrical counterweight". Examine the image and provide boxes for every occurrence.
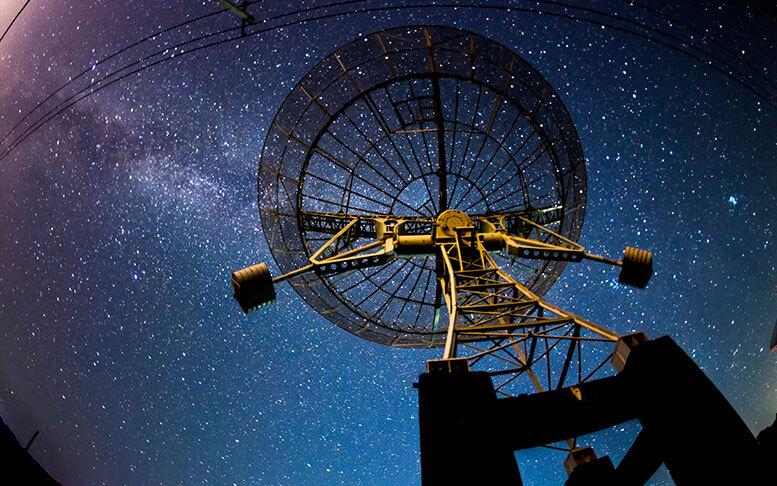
[618,247,653,288]
[231,262,276,313]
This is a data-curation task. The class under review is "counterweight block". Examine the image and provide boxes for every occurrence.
[231,263,276,313]
[619,246,653,288]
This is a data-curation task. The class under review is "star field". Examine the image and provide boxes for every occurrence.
[0,1,775,484]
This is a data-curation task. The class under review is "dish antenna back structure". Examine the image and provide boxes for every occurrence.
[231,26,767,485]
[237,23,649,393]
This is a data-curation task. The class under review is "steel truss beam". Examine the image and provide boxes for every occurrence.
[236,208,650,398]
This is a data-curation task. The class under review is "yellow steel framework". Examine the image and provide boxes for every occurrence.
[232,207,651,399]
[233,23,655,473]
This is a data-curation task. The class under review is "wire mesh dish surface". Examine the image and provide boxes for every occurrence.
[259,25,587,347]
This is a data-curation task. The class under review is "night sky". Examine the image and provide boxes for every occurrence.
[0,1,775,484]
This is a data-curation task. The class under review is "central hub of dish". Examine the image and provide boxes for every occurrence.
[435,210,473,238]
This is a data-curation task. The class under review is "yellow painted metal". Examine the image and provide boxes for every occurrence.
[235,208,645,397]
[435,209,473,239]
[395,235,435,255]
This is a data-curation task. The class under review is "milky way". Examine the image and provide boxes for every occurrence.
[0,1,775,484]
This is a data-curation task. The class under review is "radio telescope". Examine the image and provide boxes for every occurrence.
[231,24,653,477]
[234,25,651,392]
[226,24,777,486]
